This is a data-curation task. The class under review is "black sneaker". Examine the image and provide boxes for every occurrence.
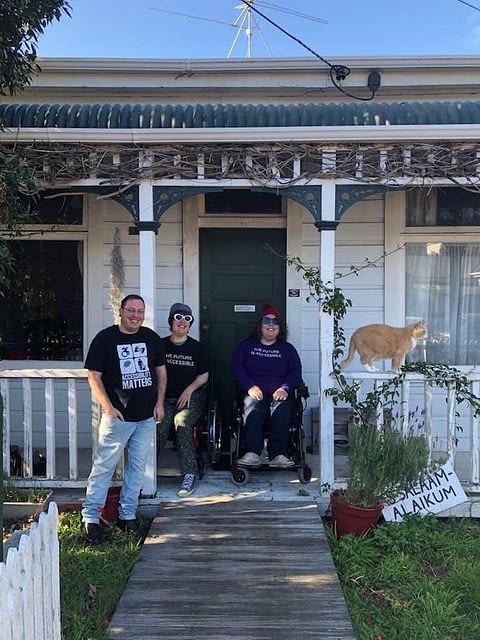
[178,473,198,497]
[117,518,140,535]
[85,522,104,545]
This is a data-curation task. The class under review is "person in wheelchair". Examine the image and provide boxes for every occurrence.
[158,303,209,497]
[231,302,302,469]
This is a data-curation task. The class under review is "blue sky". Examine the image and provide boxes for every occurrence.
[36,0,480,59]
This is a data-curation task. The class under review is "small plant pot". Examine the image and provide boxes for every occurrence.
[101,486,121,524]
[3,490,53,521]
[330,491,383,537]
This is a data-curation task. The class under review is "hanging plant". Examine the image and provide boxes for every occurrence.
[109,226,125,321]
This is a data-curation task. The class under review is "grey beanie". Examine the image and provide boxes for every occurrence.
[169,302,193,317]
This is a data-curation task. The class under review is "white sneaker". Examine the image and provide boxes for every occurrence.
[237,452,262,467]
[269,454,295,468]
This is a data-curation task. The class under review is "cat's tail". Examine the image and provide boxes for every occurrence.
[340,337,356,370]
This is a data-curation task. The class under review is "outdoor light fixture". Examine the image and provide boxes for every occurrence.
[367,70,382,93]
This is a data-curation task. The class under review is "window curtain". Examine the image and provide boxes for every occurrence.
[406,243,480,365]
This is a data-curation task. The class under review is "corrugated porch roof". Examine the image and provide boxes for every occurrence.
[1,101,480,129]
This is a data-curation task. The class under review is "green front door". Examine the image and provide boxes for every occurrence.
[199,228,286,425]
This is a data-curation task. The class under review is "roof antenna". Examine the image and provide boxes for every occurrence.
[228,1,275,58]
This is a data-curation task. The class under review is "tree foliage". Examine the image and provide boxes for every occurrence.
[0,1,71,294]
[0,0,71,96]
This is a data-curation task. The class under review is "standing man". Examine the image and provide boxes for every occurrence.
[82,294,166,544]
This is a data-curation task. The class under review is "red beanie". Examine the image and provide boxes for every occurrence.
[261,303,280,318]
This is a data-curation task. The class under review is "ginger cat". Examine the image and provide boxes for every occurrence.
[340,322,427,372]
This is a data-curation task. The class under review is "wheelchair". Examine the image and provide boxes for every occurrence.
[192,386,228,479]
[229,381,312,486]
[158,382,224,481]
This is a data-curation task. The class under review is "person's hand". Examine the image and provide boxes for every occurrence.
[154,402,165,422]
[273,387,288,401]
[176,388,193,410]
[103,406,124,420]
[247,385,263,401]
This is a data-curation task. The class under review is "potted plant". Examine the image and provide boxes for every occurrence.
[327,359,480,536]
[329,415,432,536]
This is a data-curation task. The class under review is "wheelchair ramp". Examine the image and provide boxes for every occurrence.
[109,500,356,640]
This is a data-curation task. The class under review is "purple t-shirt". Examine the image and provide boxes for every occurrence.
[231,337,302,395]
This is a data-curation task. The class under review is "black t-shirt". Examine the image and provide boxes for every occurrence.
[162,335,208,399]
[85,325,166,421]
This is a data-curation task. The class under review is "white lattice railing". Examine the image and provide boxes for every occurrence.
[0,368,95,487]
[332,371,480,490]
[4,141,480,184]
[0,502,60,640]
[2,367,480,491]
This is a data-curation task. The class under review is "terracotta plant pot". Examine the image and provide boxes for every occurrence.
[330,491,383,537]
[101,485,121,524]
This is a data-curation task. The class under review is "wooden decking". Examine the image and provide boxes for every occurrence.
[109,499,356,640]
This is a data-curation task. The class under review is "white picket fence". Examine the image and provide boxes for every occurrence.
[0,502,60,640]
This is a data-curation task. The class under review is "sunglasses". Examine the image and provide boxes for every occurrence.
[173,313,193,322]
[262,316,279,325]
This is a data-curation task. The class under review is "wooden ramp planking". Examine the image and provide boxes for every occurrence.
[109,499,356,640]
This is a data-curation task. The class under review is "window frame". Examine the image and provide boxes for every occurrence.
[1,194,87,367]
[385,189,480,369]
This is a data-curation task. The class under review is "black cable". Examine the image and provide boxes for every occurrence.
[240,0,336,69]
[239,0,379,101]
[457,0,480,12]
[329,68,379,102]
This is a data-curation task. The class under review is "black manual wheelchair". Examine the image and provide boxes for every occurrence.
[192,386,228,479]
[228,381,312,486]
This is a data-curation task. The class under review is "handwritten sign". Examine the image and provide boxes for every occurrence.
[382,460,467,523]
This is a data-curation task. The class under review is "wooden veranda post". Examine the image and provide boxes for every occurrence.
[318,180,336,490]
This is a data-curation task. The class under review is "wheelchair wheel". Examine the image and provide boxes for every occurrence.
[231,466,249,486]
[298,463,312,484]
[207,400,223,466]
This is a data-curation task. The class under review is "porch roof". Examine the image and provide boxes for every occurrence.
[1,101,480,129]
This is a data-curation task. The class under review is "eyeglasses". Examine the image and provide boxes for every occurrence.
[123,307,145,315]
[262,316,279,325]
[173,313,193,322]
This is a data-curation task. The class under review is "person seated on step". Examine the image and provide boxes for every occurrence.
[231,302,302,469]
[157,303,209,497]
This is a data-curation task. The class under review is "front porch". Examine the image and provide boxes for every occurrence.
[3,367,480,517]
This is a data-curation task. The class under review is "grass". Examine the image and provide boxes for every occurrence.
[327,514,480,640]
[58,511,151,640]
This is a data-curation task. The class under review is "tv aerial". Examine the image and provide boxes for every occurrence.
[150,1,327,58]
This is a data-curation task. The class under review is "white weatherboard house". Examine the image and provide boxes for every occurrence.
[2,55,480,511]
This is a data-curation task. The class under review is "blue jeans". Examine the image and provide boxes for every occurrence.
[242,394,294,459]
[82,415,155,524]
